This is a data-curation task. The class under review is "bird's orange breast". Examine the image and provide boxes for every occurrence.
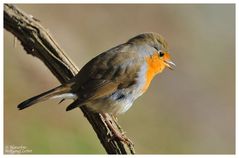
[142,52,165,92]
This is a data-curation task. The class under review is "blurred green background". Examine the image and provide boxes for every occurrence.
[4,4,235,154]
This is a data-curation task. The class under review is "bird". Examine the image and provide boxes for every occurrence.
[17,32,175,144]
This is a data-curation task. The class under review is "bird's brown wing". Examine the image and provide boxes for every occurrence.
[66,47,144,110]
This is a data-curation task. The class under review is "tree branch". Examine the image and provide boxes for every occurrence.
[4,4,135,154]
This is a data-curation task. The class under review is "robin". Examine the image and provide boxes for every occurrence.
[17,32,175,144]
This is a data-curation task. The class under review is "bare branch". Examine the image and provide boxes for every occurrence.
[4,4,135,154]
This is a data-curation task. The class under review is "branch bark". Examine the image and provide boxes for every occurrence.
[4,4,135,154]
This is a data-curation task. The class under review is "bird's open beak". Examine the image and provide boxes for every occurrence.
[164,60,176,70]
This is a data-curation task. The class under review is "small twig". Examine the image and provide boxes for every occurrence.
[4,4,135,154]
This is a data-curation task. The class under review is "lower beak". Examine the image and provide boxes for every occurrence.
[164,60,176,70]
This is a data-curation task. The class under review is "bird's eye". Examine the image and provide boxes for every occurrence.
[159,51,164,57]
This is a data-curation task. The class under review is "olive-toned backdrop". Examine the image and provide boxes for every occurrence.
[4,4,235,154]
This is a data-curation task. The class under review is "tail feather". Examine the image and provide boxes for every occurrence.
[17,84,74,110]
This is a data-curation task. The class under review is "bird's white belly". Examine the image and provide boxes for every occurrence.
[86,88,144,115]
[86,98,133,115]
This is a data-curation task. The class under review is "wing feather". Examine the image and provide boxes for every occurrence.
[68,46,144,104]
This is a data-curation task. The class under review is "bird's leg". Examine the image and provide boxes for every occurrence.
[101,113,133,146]
[111,115,124,134]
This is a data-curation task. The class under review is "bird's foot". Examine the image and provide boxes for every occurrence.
[101,113,134,146]
[111,130,134,146]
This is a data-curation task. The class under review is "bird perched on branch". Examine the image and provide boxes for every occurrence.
[17,32,175,144]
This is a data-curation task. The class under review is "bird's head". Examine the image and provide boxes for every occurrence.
[128,32,176,71]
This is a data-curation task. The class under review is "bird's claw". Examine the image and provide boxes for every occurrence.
[110,131,134,146]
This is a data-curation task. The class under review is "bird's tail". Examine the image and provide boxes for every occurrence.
[17,84,76,110]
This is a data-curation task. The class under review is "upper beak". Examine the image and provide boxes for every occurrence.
[164,60,176,70]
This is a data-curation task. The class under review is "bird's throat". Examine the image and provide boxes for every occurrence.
[142,52,165,92]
